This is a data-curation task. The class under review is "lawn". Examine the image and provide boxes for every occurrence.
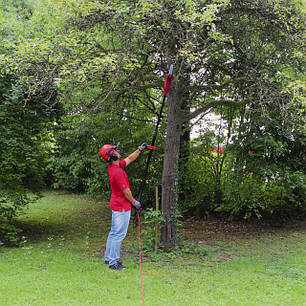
[0,191,305,306]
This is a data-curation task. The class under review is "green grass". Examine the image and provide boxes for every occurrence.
[0,191,305,306]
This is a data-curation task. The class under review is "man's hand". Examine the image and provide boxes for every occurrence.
[132,199,141,209]
[138,143,147,151]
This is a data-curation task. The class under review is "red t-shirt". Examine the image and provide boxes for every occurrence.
[108,160,131,212]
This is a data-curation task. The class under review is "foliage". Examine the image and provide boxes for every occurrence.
[0,189,41,245]
[136,208,164,252]
[0,221,22,246]
[47,110,165,205]
[262,170,306,225]
[178,135,220,218]
[219,168,306,225]
[0,1,63,244]
[218,53,306,225]
[0,74,58,243]
[0,0,305,251]
[221,174,265,220]
[179,122,305,225]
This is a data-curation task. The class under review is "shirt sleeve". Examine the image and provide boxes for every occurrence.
[119,160,126,169]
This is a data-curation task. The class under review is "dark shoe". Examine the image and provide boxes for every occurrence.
[105,259,122,265]
[118,262,128,270]
[109,262,128,271]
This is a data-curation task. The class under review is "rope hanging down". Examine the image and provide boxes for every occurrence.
[136,65,174,306]
[137,213,145,306]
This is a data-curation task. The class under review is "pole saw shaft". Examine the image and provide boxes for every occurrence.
[137,64,174,202]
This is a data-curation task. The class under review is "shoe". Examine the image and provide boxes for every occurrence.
[109,262,128,271]
[105,259,122,265]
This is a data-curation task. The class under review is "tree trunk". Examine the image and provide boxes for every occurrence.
[178,123,190,204]
[178,68,191,206]
[178,96,191,204]
[161,84,182,251]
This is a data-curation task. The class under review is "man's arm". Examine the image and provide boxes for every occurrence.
[124,143,147,166]
[122,188,135,203]
[123,188,141,209]
[124,148,141,166]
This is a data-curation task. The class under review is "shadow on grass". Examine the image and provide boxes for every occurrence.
[14,219,72,241]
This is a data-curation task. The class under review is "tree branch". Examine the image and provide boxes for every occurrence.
[181,99,245,122]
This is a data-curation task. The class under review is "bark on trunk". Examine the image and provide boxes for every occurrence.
[178,68,191,204]
[178,103,191,204]
[161,84,182,251]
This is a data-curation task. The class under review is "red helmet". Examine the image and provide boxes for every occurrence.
[99,144,117,162]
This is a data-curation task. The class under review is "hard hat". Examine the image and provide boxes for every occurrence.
[99,144,117,162]
[99,142,125,162]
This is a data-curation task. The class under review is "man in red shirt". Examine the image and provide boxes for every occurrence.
[100,142,147,270]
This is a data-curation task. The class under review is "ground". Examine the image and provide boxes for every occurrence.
[0,191,305,306]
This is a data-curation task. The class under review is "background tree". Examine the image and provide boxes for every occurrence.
[0,0,63,244]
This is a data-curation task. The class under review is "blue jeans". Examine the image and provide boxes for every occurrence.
[104,209,131,266]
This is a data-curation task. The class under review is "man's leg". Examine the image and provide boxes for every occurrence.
[104,233,112,264]
[104,209,131,266]
[104,211,116,263]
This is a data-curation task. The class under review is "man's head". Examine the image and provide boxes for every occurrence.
[100,142,125,162]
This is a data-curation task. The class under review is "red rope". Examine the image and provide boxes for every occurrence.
[137,213,145,306]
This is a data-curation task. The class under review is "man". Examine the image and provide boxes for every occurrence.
[99,142,147,271]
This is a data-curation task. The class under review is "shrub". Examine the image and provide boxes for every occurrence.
[219,169,306,225]
[262,170,306,225]
[178,144,218,218]
[219,174,265,220]
[0,222,22,246]
[0,189,40,245]
[139,208,164,252]
[0,71,61,245]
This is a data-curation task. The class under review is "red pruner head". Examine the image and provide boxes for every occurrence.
[146,145,156,150]
[163,64,174,97]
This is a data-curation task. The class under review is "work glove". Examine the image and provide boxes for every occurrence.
[138,143,147,151]
[132,199,141,209]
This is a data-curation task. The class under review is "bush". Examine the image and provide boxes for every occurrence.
[262,170,306,225]
[219,169,306,225]
[0,72,61,245]
[219,174,265,220]
[0,222,22,246]
[140,208,164,252]
[178,145,218,218]
[0,189,40,245]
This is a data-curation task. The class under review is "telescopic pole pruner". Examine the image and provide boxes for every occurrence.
[137,64,174,207]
